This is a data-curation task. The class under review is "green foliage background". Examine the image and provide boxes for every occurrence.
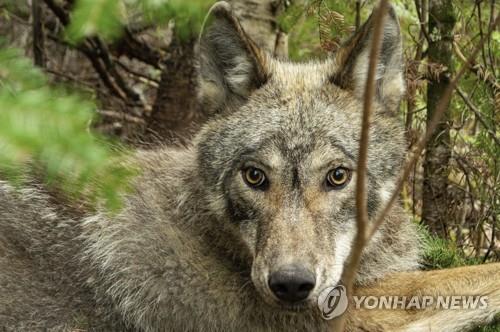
[67,0,212,42]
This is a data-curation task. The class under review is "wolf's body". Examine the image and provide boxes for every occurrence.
[0,149,416,331]
[0,2,497,331]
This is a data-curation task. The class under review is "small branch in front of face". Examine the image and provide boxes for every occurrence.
[329,0,389,331]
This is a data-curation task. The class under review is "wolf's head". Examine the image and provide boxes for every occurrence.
[195,2,406,309]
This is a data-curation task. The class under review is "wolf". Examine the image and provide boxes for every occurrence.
[0,2,498,331]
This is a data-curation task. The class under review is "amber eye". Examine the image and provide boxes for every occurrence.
[326,167,351,189]
[243,167,267,189]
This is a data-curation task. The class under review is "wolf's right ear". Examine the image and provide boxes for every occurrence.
[198,2,270,115]
[331,5,405,114]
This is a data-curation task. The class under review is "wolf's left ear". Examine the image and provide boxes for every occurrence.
[198,2,269,115]
[331,6,405,113]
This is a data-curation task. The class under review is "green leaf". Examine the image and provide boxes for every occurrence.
[0,47,137,211]
[67,0,124,42]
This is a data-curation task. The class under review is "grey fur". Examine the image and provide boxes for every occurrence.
[0,2,419,331]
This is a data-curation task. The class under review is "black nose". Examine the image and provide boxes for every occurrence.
[268,265,316,303]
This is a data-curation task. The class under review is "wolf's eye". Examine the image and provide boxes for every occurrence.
[326,167,351,189]
[243,167,267,189]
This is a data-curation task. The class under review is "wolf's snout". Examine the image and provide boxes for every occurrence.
[268,265,315,303]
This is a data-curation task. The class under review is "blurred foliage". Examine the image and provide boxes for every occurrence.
[67,0,124,42]
[0,46,136,210]
[475,323,500,332]
[67,0,214,42]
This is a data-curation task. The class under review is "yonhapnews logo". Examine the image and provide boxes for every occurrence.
[317,285,348,319]
[317,285,489,320]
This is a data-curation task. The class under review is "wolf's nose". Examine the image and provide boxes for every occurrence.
[268,265,315,303]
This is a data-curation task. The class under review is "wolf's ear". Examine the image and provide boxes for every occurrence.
[332,6,404,113]
[198,1,269,115]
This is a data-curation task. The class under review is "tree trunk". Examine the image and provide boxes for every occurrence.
[148,37,199,141]
[147,0,288,141]
[231,0,288,57]
[421,0,456,237]
[32,0,46,67]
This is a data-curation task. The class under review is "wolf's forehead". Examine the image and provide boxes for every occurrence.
[251,112,358,169]
[269,59,334,90]
[242,87,361,164]
[255,133,355,173]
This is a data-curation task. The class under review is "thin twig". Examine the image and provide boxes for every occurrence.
[414,0,431,45]
[482,215,497,262]
[456,87,500,146]
[329,1,389,330]
[114,59,160,87]
[475,0,488,69]
[45,68,95,90]
[91,37,142,103]
[406,0,428,141]
[487,0,496,74]
[79,41,129,100]
[96,109,146,124]
[453,41,499,93]
[111,28,166,69]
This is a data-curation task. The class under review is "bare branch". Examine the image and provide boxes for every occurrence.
[406,0,428,142]
[43,0,143,106]
[329,0,389,330]
[114,59,160,87]
[456,87,500,146]
[91,37,142,103]
[45,68,95,90]
[414,0,431,45]
[453,41,499,94]
[96,109,146,125]
[111,28,166,69]
[43,0,69,25]
[483,215,497,262]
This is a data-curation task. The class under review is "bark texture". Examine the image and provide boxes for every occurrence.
[231,0,289,57]
[422,0,456,236]
[148,38,199,141]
